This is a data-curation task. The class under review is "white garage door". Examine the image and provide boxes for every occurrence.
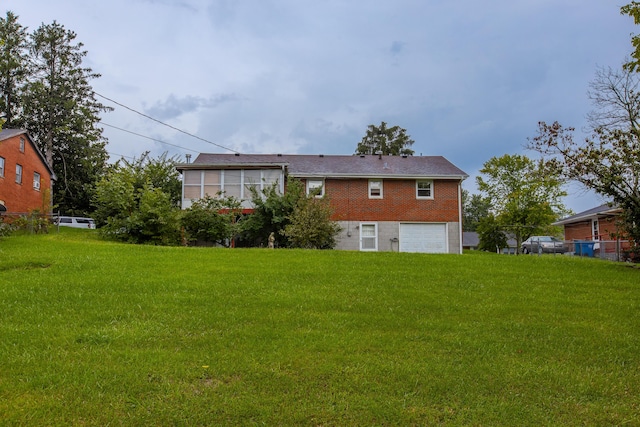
[399,223,447,253]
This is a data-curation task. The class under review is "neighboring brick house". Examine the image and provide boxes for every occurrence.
[177,153,468,253]
[0,129,55,214]
[554,204,623,242]
[554,204,633,258]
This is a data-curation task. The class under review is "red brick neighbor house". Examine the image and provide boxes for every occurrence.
[177,153,468,253]
[0,129,55,214]
[555,204,623,242]
[554,204,632,259]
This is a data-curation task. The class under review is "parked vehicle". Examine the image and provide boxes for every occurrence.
[55,216,96,229]
[521,236,566,254]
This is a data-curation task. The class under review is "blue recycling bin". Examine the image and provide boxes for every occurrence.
[575,241,594,257]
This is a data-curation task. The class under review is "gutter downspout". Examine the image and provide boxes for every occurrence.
[458,181,463,254]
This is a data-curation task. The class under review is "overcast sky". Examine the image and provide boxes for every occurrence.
[4,0,637,212]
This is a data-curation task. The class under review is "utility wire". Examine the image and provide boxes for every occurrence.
[94,91,240,154]
[101,121,200,153]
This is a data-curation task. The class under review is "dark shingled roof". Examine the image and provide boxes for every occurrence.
[181,153,468,179]
[554,203,620,226]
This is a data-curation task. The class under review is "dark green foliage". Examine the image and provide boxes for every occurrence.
[477,214,508,252]
[0,11,28,128]
[93,153,182,245]
[355,121,415,156]
[239,178,304,248]
[181,195,242,246]
[284,192,342,249]
[462,189,492,232]
[1,16,111,215]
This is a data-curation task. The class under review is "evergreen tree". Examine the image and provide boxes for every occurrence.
[0,11,29,128]
[355,121,415,156]
[21,21,111,215]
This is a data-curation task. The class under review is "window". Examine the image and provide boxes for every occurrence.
[360,223,378,251]
[33,172,41,190]
[307,179,324,197]
[592,220,599,240]
[15,164,22,184]
[183,170,202,199]
[416,180,433,199]
[222,170,242,198]
[0,156,4,177]
[203,170,221,197]
[19,138,25,153]
[368,179,383,198]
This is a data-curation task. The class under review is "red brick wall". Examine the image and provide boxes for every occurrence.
[564,217,622,241]
[0,134,52,213]
[306,178,461,222]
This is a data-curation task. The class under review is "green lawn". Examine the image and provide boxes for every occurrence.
[1,229,639,425]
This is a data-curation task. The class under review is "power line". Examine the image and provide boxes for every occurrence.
[94,91,240,154]
[101,121,200,153]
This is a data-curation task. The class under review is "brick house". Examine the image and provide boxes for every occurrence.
[554,204,623,242]
[554,204,633,258]
[0,129,55,214]
[177,153,468,253]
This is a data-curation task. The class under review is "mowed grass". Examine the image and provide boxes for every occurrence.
[1,229,639,426]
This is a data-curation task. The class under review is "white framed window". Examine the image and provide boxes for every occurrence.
[19,138,25,153]
[359,222,378,251]
[15,164,22,184]
[33,172,41,190]
[368,179,383,199]
[592,220,599,241]
[0,156,4,177]
[307,179,324,197]
[416,180,433,199]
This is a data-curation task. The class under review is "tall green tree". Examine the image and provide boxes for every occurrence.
[0,11,28,128]
[462,189,492,232]
[476,154,567,253]
[355,121,415,156]
[21,21,111,215]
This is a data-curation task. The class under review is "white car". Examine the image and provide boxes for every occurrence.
[55,216,96,229]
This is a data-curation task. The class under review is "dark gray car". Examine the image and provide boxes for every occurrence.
[521,236,566,254]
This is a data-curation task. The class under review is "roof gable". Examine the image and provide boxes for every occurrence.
[0,129,56,179]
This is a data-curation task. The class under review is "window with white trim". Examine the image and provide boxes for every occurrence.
[307,179,324,197]
[0,156,4,177]
[416,180,433,199]
[182,169,284,202]
[33,172,41,190]
[592,220,599,240]
[19,138,25,153]
[360,223,378,251]
[368,179,383,198]
[15,164,22,184]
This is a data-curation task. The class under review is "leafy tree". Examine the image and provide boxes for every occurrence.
[476,154,567,253]
[0,11,28,128]
[181,195,243,247]
[239,178,304,248]
[283,193,341,249]
[476,214,508,252]
[462,189,492,232]
[93,153,182,245]
[621,2,640,71]
[355,121,415,156]
[529,65,640,249]
[20,21,111,215]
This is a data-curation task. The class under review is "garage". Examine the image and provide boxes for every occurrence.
[399,223,447,253]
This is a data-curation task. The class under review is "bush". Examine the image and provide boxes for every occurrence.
[181,195,242,246]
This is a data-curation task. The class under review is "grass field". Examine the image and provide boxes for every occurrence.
[1,228,639,425]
